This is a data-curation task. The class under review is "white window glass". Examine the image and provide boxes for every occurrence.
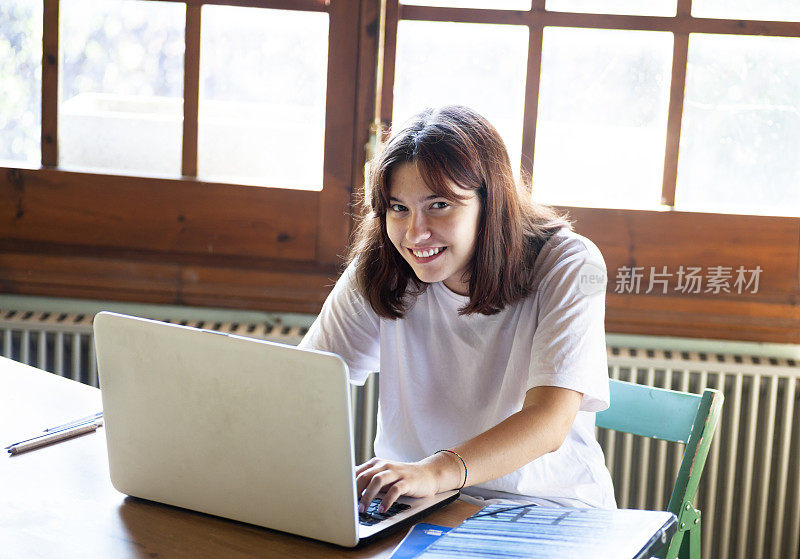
[546,0,676,17]
[532,27,673,209]
[0,0,42,166]
[675,34,800,217]
[198,7,328,190]
[59,0,185,176]
[692,0,800,22]
[401,1,531,9]
[393,20,528,175]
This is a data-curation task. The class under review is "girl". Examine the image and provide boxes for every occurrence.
[299,105,615,514]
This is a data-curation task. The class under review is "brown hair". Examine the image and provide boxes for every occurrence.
[349,105,571,318]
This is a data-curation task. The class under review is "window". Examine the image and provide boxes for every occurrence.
[0,0,42,167]
[59,0,185,176]
[388,2,800,218]
[392,19,528,174]
[0,0,360,314]
[198,6,329,189]
[384,2,800,345]
[533,27,672,209]
[2,0,800,344]
[676,33,800,217]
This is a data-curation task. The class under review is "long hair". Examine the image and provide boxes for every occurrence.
[349,105,571,318]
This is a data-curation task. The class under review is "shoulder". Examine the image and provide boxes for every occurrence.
[539,228,604,266]
[532,228,607,296]
[325,260,372,309]
[535,228,605,273]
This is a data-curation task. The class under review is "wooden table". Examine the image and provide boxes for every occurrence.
[0,357,479,558]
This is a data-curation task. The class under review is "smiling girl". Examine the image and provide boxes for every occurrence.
[299,105,615,513]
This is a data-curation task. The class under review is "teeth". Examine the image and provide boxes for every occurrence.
[412,247,443,258]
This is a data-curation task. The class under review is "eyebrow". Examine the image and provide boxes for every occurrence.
[389,195,442,203]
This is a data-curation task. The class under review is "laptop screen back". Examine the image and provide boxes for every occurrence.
[94,312,361,547]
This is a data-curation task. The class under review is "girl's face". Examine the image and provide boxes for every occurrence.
[385,162,481,295]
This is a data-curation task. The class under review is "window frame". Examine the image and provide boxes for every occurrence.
[380,0,800,344]
[1,0,799,343]
[1,0,362,311]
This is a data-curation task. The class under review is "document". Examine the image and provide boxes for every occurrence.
[416,504,676,559]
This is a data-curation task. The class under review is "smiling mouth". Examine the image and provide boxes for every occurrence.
[407,246,447,262]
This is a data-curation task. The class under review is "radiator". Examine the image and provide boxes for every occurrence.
[0,308,382,466]
[604,348,800,559]
[2,308,799,559]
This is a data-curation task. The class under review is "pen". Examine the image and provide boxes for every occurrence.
[4,415,104,450]
[43,411,103,432]
[7,420,103,455]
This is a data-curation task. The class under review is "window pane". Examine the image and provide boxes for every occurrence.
[676,34,800,217]
[59,0,184,176]
[546,0,676,17]
[532,27,672,209]
[401,0,531,9]
[393,20,528,174]
[198,7,328,190]
[692,0,800,22]
[0,0,42,166]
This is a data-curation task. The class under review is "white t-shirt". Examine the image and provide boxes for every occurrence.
[299,228,616,509]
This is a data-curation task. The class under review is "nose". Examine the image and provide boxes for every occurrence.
[406,211,432,244]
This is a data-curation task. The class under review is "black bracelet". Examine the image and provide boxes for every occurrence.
[435,449,467,490]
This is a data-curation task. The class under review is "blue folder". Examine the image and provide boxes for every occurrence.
[389,523,453,558]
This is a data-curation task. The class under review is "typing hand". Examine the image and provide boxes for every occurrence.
[355,453,461,514]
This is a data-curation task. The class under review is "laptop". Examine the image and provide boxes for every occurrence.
[93,311,459,547]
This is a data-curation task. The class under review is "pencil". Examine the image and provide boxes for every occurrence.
[7,421,102,455]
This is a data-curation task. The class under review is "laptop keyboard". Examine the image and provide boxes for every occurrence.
[358,499,412,526]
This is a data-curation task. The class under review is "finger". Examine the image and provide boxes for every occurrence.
[355,463,384,496]
[355,457,380,476]
[359,471,397,512]
[355,470,372,498]
[378,482,406,513]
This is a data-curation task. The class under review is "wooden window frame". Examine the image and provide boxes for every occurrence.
[1,0,799,343]
[1,0,362,314]
[379,1,800,344]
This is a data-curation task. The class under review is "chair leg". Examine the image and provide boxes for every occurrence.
[665,532,683,559]
[678,522,701,559]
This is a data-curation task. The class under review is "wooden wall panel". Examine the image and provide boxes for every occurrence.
[605,295,800,343]
[1,202,799,341]
[0,169,318,261]
[0,253,182,305]
[566,207,800,303]
[178,264,334,312]
[0,251,335,314]
[564,207,800,342]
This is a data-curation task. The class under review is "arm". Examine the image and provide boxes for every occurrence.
[356,385,583,512]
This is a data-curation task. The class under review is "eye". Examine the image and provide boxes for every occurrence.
[389,203,407,213]
[431,201,449,209]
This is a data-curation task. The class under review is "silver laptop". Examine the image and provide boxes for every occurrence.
[93,311,458,547]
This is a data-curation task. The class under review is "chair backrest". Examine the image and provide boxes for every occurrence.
[596,379,724,558]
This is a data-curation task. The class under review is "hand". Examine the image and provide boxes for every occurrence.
[355,453,461,514]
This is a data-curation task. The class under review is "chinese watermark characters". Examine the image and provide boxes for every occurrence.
[614,265,762,295]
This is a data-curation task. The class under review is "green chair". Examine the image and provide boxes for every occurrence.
[595,379,724,559]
